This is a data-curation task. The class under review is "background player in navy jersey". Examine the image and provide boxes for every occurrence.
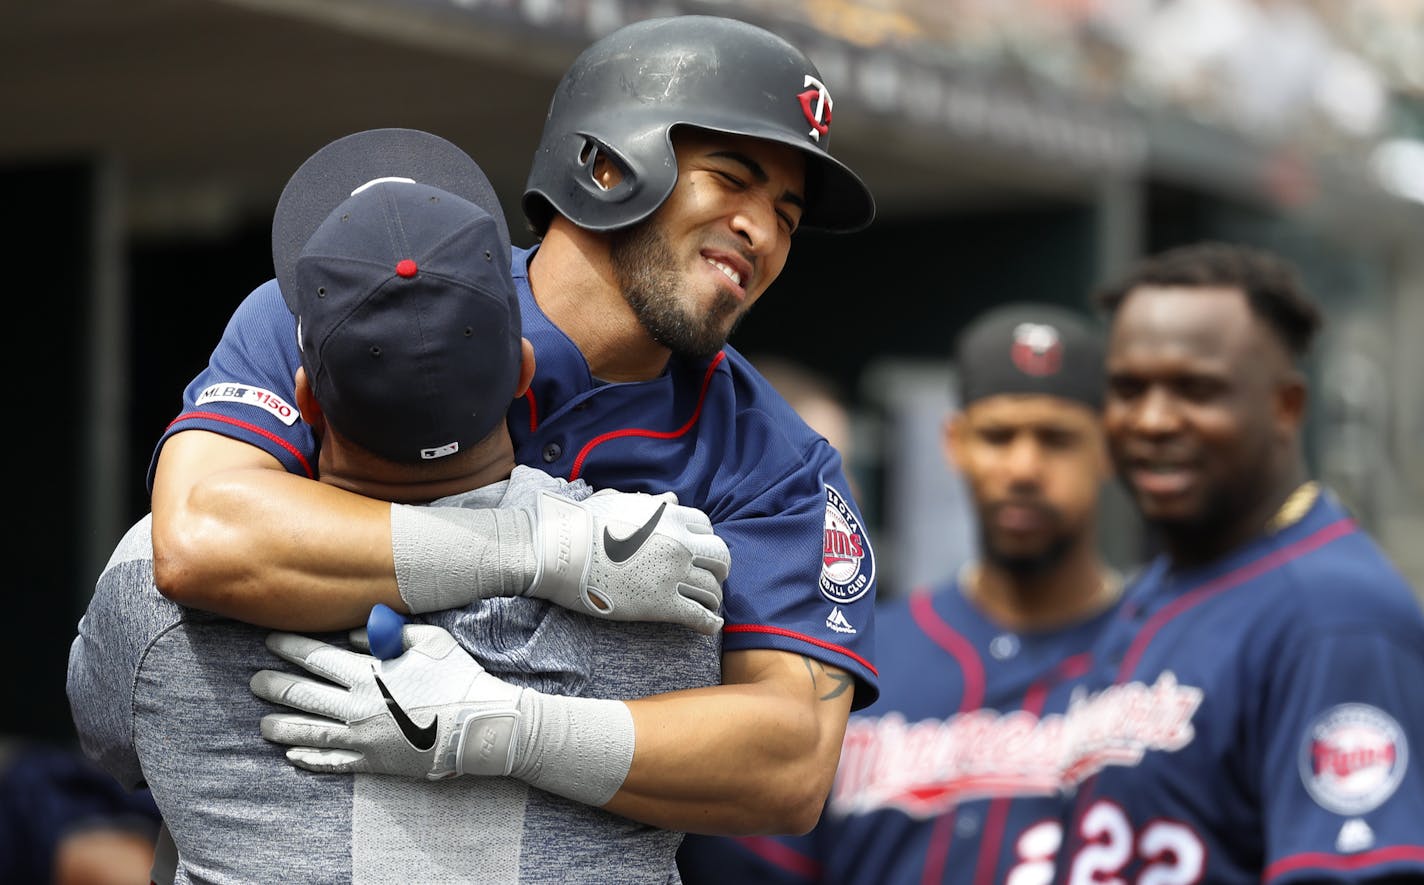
[678,303,1126,883]
[1054,242,1424,883]
[145,15,879,837]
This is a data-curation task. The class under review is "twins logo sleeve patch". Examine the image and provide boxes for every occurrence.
[1299,703,1407,815]
[195,383,301,426]
[820,485,874,605]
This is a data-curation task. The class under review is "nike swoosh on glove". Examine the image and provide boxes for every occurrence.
[527,489,729,635]
[251,625,523,780]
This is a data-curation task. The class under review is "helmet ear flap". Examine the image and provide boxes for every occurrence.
[574,137,636,202]
[577,138,598,172]
[523,133,648,235]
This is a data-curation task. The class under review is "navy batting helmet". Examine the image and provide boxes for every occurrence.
[522,16,875,235]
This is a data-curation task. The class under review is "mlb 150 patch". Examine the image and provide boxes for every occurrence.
[195,383,301,426]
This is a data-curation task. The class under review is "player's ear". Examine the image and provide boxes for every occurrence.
[943,413,968,472]
[590,149,626,191]
[1093,425,1111,480]
[1085,409,1111,481]
[512,338,537,399]
[1274,370,1308,440]
[294,367,326,435]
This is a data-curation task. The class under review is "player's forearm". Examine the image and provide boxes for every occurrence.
[603,650,853,835]
[153,453,402,630]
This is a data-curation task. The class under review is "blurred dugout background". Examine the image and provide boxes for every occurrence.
[7,0,1424,749]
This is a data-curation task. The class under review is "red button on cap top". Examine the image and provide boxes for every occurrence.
[395,259,418,278]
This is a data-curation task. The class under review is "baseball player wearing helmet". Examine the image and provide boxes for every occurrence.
[146,14,879,839]
[1053,243,1424,882]
[679,305,1127,883]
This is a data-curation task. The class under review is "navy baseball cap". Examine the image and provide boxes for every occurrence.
[273,127,511,311]
[954,303,1105,410]
[275,130,521,463]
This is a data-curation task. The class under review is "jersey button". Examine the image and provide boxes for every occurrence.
[989,634,1020,660]
[542,442,562,463]
[955,811,979,837]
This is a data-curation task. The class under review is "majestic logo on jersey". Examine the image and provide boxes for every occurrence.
[798,75,833,143]
[831,672,1203,818]
[826,606,857,634]
[195,382,300,426]
[1010,322,1063,377]
[1336,818,1376,853]
[1299,703,1407,815]
[820,485,874,604]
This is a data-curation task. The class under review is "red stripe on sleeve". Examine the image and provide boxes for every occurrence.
[733,835,822,880]
[723,623,877,675]
[1265,846,1424,881]
[165,412,315,479]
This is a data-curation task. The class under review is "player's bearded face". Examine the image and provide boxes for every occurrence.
[979,499,1074,575]
[609,219,746,362]
[951,397,1106,575]
[607,131,802,362]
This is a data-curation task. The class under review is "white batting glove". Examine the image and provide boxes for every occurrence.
[251,626,524,780]
[526,490,728,635]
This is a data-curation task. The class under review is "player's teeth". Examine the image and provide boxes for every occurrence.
[707,259,741,286]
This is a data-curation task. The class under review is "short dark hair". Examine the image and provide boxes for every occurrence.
[1095,242,1324,358]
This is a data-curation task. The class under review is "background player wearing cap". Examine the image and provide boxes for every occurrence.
[146,15,879,836]
[69,162,726,879]
[678,303,1122,883]
[1054,242,1424,882]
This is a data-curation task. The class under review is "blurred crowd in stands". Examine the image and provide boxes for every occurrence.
[767,0,1424,153]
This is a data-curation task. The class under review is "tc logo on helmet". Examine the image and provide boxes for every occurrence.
[1010,322,1063,377]
[798,75,834,143]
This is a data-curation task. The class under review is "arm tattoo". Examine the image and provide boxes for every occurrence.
[801,657,854,701]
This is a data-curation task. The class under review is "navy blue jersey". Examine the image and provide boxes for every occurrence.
[1055,488,1424,883]
[148,245,879,706]
[679,577,1119,884]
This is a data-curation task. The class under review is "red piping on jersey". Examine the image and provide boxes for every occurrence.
[1054,652,1104,834]
[920,811,957,885]
[567,352,725,482]
[523,388,539,433]
[1265,846,1424,881]
[972,653,1092,885]
[723,623,878,676]
[1053,650,1093,682]
[909,590,985,710]
[165,412,315,479]
[732,835,822,880]
[909,587,982,885]
[1115,517,1356,682]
